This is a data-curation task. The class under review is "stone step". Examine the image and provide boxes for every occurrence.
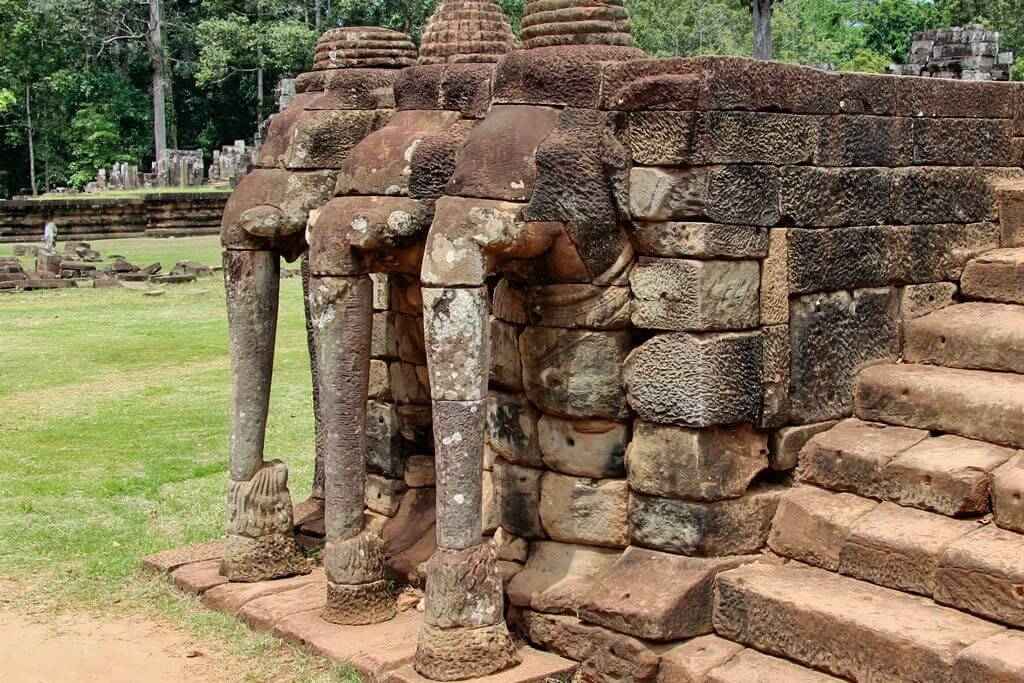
[713,562,1014,683]
[769,485,1024,628]
[799,420,1015,516]
[961,247,1024,304]
[856,363,1024,448]
[905,302,1024,375]
[657,636,844,682]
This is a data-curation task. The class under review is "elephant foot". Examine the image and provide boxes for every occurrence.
[321,580,397,625]
[220,533,312,582]
[414,622,519,681]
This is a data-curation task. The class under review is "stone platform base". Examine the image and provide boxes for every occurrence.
[143,539,576,683]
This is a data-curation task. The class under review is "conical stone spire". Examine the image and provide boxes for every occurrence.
[520,0,633,49]
[313,27,418,70]
[418,0,515,65]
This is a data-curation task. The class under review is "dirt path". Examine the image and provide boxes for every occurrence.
[0,601,232,683]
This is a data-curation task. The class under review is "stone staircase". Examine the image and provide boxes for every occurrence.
[710,246,1024,681]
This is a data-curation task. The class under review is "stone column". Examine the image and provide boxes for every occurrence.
[415,285,519,681]
[221,248,310,581]
[310,273,397,624]
[300,257,326,500]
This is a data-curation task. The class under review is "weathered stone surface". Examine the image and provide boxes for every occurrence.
[335,110,461,197]
[481,468,499,535]
[624,331,762,428]
[760,324,790,430]
[423,287,489,401]
[788,223,997,294]
[390,363,430,405]
[367,401,411,478]
[365,474,407,517]
[273,607,419,673]
[423,543,504,629]
[239,581,327,631]
[769,420,837,471]
[494,45,642,109]
[383,487,437,585]
[856,363,1024,449]
[518,284,632,330]
[630,222,768,260]
[369,359,391,400]
[629,485,781,556]
[628,167,708,222]
[779,167,892,227]
[900,282,958,321]
[493,527,528,563]
[171,559,229,595]
[798,418,929,499]
[906,302,1024,375]
[506,540,619,615]
[223,169,336,243]
[539,472,628,548]
[538,416,628,478]
[883,434,1013,516]
[372,311,426,364]
[893,167,1019,225]
[403,455,436,488]
[961,247,1024,305]
[707,165,781,227]
[788,288,899,424]
[713,563,1004,683]
[414,621,520,681]
[579,547,758,642]
[142,538,225,573]
[517,610,660,682]
[629,257,760,332]
[655,635,743,683]
[490,319,523,391]
[322,579,397,625]
[952,631,1024,683]
[814,114,910,167]
[628,166,780,226]
[492,458,545,539]
[284,110,390,169]
[935,524,1024,627]
[324,532,387,586]
[708,649,844,682]
[993,454,1024,533]
[997,182,1024,247]
[487,392,543,468]
[520,327,631,420]
[432,399,486,550]
[626,421,767,502]
[759,229,788,325]
[839,501,973,595]
[768,485,878,571]
[447,104,561,202]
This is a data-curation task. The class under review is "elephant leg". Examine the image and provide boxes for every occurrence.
[414,285,519,681]
[221,248,310,582]
[310,274,396,624]
[301,257,326,501]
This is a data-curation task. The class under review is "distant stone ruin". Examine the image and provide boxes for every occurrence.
[890,24,1013,80]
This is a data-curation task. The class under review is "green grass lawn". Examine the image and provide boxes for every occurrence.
[29,187,233,200]
[0,236,356,682]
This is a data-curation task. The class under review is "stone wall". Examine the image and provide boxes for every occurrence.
[0,192,229,242]
[891,24,1013,80]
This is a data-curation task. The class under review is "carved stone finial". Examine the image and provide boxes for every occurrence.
[313,27,418,70]
[418,0,515,65]
[521,0,634,49]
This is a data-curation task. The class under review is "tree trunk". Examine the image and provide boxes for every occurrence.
[24,85,36,196]
[149,0,168,162]
[256,47,264,130]
[752,0,774,61]
[314,0,322,32]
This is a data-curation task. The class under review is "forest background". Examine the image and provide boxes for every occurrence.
[0,0,1019,197]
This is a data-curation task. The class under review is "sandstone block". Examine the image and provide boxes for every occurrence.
[489,318,523,392]
[993,454,1024,533]
[520,326,631,420]
[521,284,632,330]
[692,111,818,165]
[899,282,958,321]
[371,311,426,364]
[893,167,1019,225]
[629,485,780,556]
[493,528,528,563]
[367,400,415,478]
[486,392,543,468]
[284,109,390,169]
[629,257,760,332]
[539,473,628,548]
[769,420,837,471]
[365,474,406,517]
[630,222,768,260]
[815,115,910,167]
[798,418,928,499]
[713,563,1004,683]
[707,649,844,683]
[961,247,1024,305]
[403,455,436,488]
[787,223,996,294]
[883,434,1013,516]
[759,228,788,325]
[768,485,877,571]
[655,635,743,683]
[628,167,708,221]
[369,359,391,400]
[626,421,767,502]
[538,416,628,478]
[383,486,436,585]
[624,331,762,428]
[952,631,1024,683]
[839,502,973,596]
[627,111,698,165]
[578,546,758,641]
[760,324,789,429]
[481,469,499,536]
[996,182,1024,247]
[517,611,660,682]
[904,302,1024,375]
[493,45,642,108]
[935,524,1024,627]
[492,458,544,539]
[506,540,619,615]
[779,167,892,227]
[788,288,899,424]
[706,165,781,227]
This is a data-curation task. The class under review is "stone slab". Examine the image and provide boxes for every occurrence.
[141,538,225,573]
[385,645,576,683]
[202,569,325,614]
[239,581,329,631]
[952,630,1024,682]
[170,558,228,595]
